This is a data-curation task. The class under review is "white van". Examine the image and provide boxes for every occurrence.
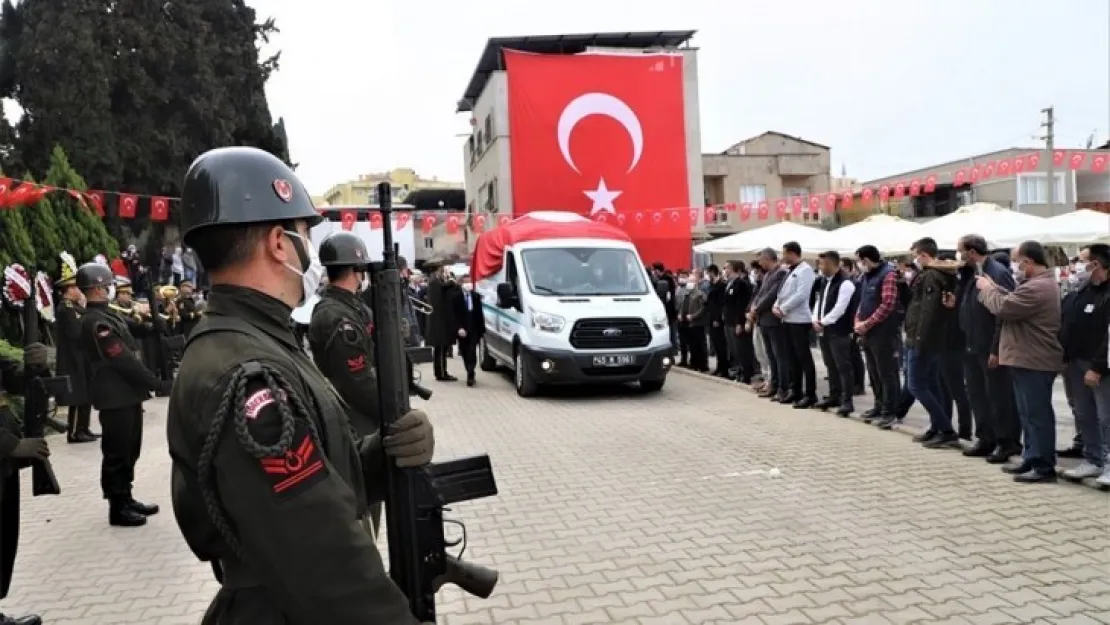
[472,212,673,396]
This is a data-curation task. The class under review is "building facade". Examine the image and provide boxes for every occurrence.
[843,147,1110,225]
[459,31,705,233]
[320,168,462,207]
[699,131,833,238]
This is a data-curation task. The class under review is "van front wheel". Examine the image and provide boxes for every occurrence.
[514,350,539,397]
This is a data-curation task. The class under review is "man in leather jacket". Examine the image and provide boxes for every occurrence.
[168,147,435,624]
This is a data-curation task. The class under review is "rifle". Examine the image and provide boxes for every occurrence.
[369,182,499,621]
[21,265,68,496]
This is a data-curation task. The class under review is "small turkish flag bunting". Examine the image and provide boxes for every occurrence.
[1026,153,1040,169]
[118,193,138,218]
[840,191,853,209]
[616,213,626,226]
[879,185,891,200]
[909,179,921,196]
[446,214,461,235]
[861,189,874,205]
[774,199,787,219]
[968,167,980,184]
[1069,152,1086,170]
[651,211,663,226]
[757,201,769,220]
[1092,154,1108,173]
[669,210,680,223]
[395,212,410,229]
[473,214,487,231]
[893,183,906,198]
[1052,150,1067,167]
[997,160,1012,176]
[981,162,995,179]
[923,175,936,194]
[150,196,169,222]
[421,215,436,234]
[341,210,357,231]
[704,206,716,221]
[594,212,609,223]
[724,202,737,212]
[808,195,820,213]
[498,214,511,227]
[953,171,967,187]
[791,197,803,217]
[369,212,383,229]
[740,203,752,221]
[824,193,837,212]
[1012,156,1026,173]
[634,211,645,224]
[688,208,699,223]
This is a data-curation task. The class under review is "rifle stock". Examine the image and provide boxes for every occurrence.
[370,182,499,621]
[21,266,64,497]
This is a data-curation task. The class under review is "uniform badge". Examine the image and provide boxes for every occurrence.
[243,388,286,419]
[340,321,359,344]
[273,179,293,202]
[259,434,327,496]
[347,354,366,373]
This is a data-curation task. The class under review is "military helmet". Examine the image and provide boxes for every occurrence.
[180,146,322,247]
[319,231,370,267]
[75,262,115,291]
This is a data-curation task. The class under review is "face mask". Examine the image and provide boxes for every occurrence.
[903,270,914,281]
[462,283,473,291]
[107,286,116,301]
[282,230,323,306]
[685,282,695,290]
[1074,262,1087,275]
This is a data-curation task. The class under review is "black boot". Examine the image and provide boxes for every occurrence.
[0,613,43,625]
[127,498,160,516]
[110,499,147,527]
[68,431,96,444]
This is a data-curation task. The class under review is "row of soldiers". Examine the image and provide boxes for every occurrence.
[53,260,201,445]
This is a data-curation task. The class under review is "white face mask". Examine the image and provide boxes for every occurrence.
[685,282,696,290]
[462,283,473,291]
[283,231,323,306]
[107,285,116,301]
[1074,262,1087,275]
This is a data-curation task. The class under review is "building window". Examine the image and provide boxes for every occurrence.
[783,187,808,197]
[712,210,730,225]
[738,185,766,204]
[1017,173,1067,205]
[423,237,434,249]
[484,114,493,142]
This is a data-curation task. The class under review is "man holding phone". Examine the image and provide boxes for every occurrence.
[956,234,1021,463]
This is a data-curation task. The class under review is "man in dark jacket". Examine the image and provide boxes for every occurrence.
[853,246,902,425]
[812,251,858,416]
[54,269,96,444]
[956,234,1021,462]
[1058,244,1110,482]
[704,265,729,377]
[678,276,708,371]
[424,263,456,381]
[651,263,678,350]
[722,260,755,383]
[903,237,961,448]
[750,248,790,401]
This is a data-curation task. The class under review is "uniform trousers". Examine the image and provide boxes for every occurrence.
[67,403,92,435]
[99,405,143,501]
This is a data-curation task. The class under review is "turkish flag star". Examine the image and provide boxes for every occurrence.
[585,177,622,215]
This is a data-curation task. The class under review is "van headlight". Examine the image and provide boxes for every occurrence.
[530,310,565,333]
[651,312,668,330]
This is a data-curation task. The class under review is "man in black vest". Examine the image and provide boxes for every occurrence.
[167,147,433,623]
[853,245,902,426]
[813,251,858,416]
[722,260,755,383]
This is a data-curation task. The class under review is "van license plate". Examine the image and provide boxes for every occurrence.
[593,354,636,367]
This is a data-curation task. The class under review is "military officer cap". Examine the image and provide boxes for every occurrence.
[115,276,133,293]
[319,231,370,268]
[75,262,115,291]
[179,279,194,288]
[179,146,323,248]
[55,251,78,288]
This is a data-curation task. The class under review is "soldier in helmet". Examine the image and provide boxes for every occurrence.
[167,147,434,624]
[76,262,169,527]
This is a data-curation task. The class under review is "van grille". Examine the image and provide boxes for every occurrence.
[569,318,651,350]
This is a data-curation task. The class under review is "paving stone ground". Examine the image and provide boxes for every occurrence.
[4,361,1109,624]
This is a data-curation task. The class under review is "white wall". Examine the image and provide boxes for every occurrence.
[463,72,514,219]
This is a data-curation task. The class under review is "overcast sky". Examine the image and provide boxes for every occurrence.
[261,1,1103,194]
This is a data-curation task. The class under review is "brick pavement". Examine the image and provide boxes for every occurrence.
[3,364,1109,624]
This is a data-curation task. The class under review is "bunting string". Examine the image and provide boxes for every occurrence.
[1,148,1104,235]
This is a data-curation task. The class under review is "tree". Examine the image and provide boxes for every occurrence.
[0,190,33,269]
[43,145,118,265]
[0,0,289,247]
[13,174,61,275]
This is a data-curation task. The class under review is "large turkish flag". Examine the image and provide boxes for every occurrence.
[505,49,691,269]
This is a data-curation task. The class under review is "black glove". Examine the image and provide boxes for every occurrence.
[384,409,434,467]
[23,342,48,368]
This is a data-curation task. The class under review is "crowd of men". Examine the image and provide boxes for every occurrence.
[655,237,1110,487]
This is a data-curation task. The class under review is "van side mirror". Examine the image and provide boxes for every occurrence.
[495,283,517,309]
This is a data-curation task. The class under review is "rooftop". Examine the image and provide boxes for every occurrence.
[456,30,697,113]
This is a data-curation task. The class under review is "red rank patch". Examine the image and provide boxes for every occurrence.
[259,434,327,496]
[347,354,366,372]
[102,339,124,358]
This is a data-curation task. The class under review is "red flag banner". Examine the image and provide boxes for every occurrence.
[1069,153,1086,170]
[446,213,461,236]
[1092,154,1108,173]
[824,193,837,213]
[840,191,853,209]
[473,214,487,231]
[740,203,752,221]
[808,195,820,214]
[504,49,690,268]
[395,212,410,229]
[341,210,357,231]
[791,197,803,217]
[421,215,436,234]
[118,193,138,218]
[909,179,921,196]
[774,199,787,219]
[757,201,769,220]
[88,190,105,216]
[498,214,512,227]
[369,212,383,230]
[893,182,906,198]
[982,162,995,179]
[151,196,170,222]
[1052,150,1067,167]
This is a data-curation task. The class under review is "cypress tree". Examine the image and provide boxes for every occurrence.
[14,174,62,275]
[43,145,118,264]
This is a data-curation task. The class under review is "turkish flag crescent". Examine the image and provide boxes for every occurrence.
[118,194,138,218]
[87,190,105,216]
[421,215,436,234]
[341,210,357,231]
[395,212,411,229]
[150,196,170,222]
[505,49,689,269]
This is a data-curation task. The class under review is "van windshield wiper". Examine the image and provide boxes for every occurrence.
[532,285,565,295]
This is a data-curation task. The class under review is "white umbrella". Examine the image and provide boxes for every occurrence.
[918,202,1047,249]
[1037,209,1110,245]
[829,214,926,255]
[694,222,835,255]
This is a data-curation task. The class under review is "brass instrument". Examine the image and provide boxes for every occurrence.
[409,295,432,315]
[110,302,145,325]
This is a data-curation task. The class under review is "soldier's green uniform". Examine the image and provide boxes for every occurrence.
[308,232,380,438]
[167,146,422,624]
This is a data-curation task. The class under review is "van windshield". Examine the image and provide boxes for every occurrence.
[521,248,649,296]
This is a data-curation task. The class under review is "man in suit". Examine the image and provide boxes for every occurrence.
[424,262,456,381]
[722,260,755,383]
[451,275,486,387]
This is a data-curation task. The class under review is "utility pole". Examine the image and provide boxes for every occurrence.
[1042,106,1056,215]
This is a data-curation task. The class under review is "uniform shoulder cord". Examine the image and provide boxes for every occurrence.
[196,361,323,565]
